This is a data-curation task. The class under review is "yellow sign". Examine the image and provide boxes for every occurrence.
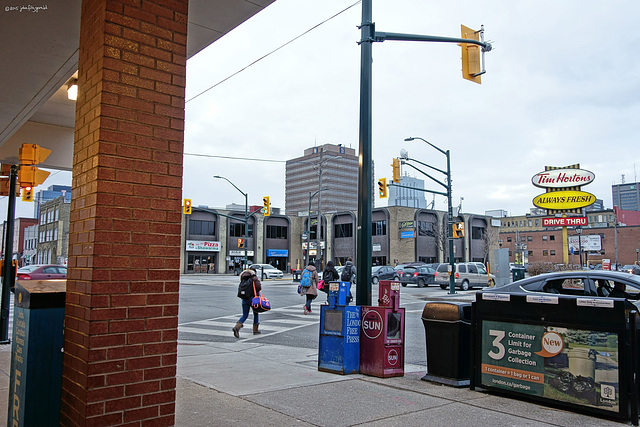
[532,190,596,210]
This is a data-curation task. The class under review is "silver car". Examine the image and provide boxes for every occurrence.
[250,264,284,280]
[435,262,495,291]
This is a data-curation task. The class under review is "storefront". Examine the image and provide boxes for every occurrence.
[227,250,255,275]
[266,249,289,272]
[186,240,220,273]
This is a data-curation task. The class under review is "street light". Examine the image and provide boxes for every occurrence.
[404,136,455,294]
[213,175,249,268]
[307,188,329,265]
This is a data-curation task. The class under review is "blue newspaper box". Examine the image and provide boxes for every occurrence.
[9,280,66,427]
[318,281,360,374]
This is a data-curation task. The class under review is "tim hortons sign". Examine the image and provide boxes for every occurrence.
[531,168,595,189]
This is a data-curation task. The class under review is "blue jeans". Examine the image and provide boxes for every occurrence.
[239,298,259,324]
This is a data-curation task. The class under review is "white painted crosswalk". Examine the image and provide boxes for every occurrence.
[178,304,320,340]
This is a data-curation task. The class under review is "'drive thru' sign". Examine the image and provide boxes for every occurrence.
[542,217,587,227]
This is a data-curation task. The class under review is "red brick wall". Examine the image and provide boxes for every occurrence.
[61,1,187,425]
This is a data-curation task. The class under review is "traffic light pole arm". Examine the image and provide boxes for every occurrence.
[402,161,448,191]
[388,182,447,198]
[374,31,492,52]
[402,156,447,177]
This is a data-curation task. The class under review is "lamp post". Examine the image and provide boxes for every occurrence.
[213,175,248,268]
[308,188,329,266]
[405,136,455,294]
[636,248,638,265]
[576,227,583,268]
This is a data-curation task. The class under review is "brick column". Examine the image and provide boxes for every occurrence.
[61,1,188,425]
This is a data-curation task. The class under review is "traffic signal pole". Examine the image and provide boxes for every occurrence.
[0,165,18,344]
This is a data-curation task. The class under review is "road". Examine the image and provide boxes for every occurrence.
[178,274,477,371]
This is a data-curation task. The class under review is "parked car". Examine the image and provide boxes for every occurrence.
[434,262,495,291]
[621,265,640,275]
[249,264,284,280]
[394,262,425,276]
[16,264,67,280]
[371,265,399,284]
[400,265,436,288]
[483,270,640,304]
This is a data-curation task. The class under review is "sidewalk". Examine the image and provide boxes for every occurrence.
[0,290,628,426]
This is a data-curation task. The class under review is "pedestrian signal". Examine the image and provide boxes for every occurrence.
[453,222,465,238]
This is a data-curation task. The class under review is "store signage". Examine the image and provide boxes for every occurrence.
[373,243,381,252]
[480,320,620,413]
[229,250,254,256]
[398,221,414,229]
[361,309,383,340]
[186,240,220,251]
[568,235,602,251]
[266,249,288,257]
[542,217,587,227]
[531,168,595,188]
[400,230,414,238]
[532,190,596,210]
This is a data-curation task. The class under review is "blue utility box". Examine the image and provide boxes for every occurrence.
[318,281,360,374]
[8,280,66,427]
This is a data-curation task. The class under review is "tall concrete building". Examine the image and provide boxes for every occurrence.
[388,175,427,208]
[612,182,640,211]
[285,143,359,216]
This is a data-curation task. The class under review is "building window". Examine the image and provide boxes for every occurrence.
[334,223,353,238]
[418,221,435,237]
[542,235,548,241]
[471,226,484,240]
[229,222,253,238]
[507,237,512,242]
[543,250,549,256]
[535,219,540,227]
[527,236,533,241]
[372,220,387,236]
[189,220,215,236]
[550,250,556,256]
[266,225,288,239]
[528,220,532,227]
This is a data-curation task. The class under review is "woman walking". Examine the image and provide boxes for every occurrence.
[233,267,262,337]
[300,261,319,314]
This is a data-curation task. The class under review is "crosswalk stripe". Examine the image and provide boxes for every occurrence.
[191,319,316,331]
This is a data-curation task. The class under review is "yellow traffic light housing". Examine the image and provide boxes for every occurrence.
[19,144,51,165]
[237,238,245,248]
[391,158,401,183]
[183,198,192,214]
[21,186,33,202]
[453,222,465,238]
[18,166,50,188]
[378,178,388,198]
[460,25,482,84]
[263,196,270,216]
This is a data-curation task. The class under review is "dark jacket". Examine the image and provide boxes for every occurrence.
[240,269,262,298]
[321,261,339,292]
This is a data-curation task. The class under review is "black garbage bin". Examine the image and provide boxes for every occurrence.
[292,269,302,282]
[512,267,525,282]
[421,301,471,387]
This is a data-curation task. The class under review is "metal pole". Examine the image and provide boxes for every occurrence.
[446,151,456,294]
[244,192,248,268]
[1,165,18,343]
[356,0,373,306]
[307,191,312,265]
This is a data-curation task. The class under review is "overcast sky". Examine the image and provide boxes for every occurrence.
[5,0,640,221]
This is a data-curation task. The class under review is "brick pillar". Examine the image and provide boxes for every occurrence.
[61,1,188,425]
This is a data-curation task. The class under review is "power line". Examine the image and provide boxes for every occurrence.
[183,152,284,163]
[186,1,361,104]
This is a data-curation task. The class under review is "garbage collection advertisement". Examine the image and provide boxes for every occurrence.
[480,320,620,413]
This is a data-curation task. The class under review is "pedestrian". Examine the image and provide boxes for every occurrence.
[321,260,339,294]
[233,267,262,337]
[300,261,319,314]
[341,257,357,302]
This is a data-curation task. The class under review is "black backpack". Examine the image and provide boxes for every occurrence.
[237,276,253,300]
[341,265,353,282]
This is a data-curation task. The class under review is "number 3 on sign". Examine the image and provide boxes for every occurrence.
[488,329,506,360]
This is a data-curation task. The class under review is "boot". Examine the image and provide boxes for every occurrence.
[232,321,243,338]
[252,323,261,335]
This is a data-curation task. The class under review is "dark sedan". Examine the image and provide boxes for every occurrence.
[482,270,640,303]
[16,264,67,280]
[400,265,436,288]
[371,266,399,284]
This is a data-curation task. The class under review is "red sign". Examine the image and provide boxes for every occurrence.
[361,309,383,340]
[387,348,399,366]
[542,217,587,227]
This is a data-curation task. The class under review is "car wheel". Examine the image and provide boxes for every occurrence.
[418,279,425,288]
[488,278,495,287]
[461,280,469,291]
[401,283,407,287]
[372,276,379,284]
[440,284,447,290]
[393,275,399,281]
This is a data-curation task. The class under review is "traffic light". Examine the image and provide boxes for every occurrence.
[460,25,482,84]
[183,198,192,214]
[21,186,33,202]
[18,144,51,188]
[378,178,388,198]
[391,158,401,183]
[263,196,270,216]
[237,238,245,248]
[452,222,465,238]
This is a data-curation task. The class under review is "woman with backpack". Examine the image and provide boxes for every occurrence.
[233,267,262,337]
[321,260,339,294]
[300,261,319,314]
